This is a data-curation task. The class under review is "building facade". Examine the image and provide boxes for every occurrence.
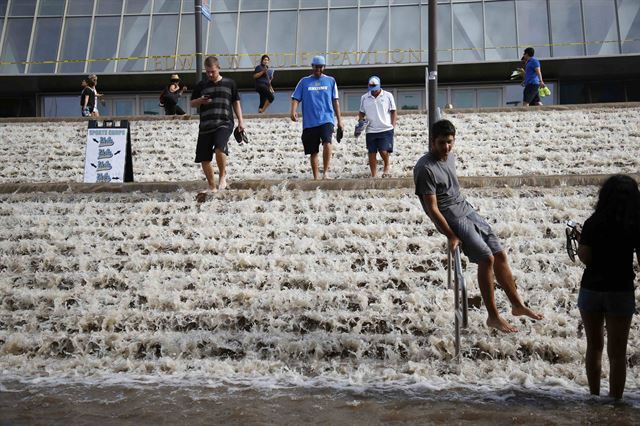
[0,0,639,117]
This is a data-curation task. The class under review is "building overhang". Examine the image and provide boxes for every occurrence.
[0,54,637,96]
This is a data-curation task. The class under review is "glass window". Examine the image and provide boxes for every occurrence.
[237,12,267,68]
[560,82,587,104]
[114,99,135,115]
[177,13,196,70]
[328,8,357,66]
[582,0,618,56]
[89,16,120,72]
[478,88,502,107]
[391,6,420,56]
[332,0,358,6]
[213,0,240,12]
[516,0,550,58]
[452,89,475,108]
[29,18,63,73]
[241,0,268,10]
[300,0,327,7]
[148,14,179,71]
[391,0,419,4]
[118,15,150,71]
[298,10,327,65]
[125,0,150,14]
[59,17,92,73]
[97,0,123,15]
[154,0,180,13]
[549,0,584,57]
[0,18,33,74]
[183,0,195,13]
[344,92,362,112]
[43,96,82,117]
[397,91,423,110]
[39,0,66,15]
[361,0,387,5]
[617,0,640,54]
[0,0,8,16]
[142,97,161,115]
[68,0,95,15]
[9,0,36,16]
[207,13,237,69]
[437,89,448,108]
[452,2,483,62]
[485,0,517,61]
[590,81,625,103]
[359,7,388,64]
[268,11,298,68]
[422,3,452,62]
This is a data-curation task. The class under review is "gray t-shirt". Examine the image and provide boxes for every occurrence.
[413,152,473,222]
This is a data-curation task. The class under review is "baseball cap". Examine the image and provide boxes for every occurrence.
[368,76,381,92]
[311,55,326,66]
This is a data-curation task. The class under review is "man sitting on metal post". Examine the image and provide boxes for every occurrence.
[414,119,544,333]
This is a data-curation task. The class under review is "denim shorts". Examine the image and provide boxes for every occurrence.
[449,210,503,264]
[365,129,394,154]
[578,288,636,316]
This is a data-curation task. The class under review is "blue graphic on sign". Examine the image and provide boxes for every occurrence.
[98,148,113,159]
[98,137,114,147]
[96,161,112,171]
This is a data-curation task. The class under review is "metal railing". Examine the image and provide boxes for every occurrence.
[447,246,468,359]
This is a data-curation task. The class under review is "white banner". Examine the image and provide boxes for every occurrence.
[83,126,128,183]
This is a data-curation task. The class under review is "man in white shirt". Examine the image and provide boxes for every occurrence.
[358,76,397,178]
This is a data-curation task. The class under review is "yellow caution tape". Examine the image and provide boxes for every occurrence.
[0,38,637,66]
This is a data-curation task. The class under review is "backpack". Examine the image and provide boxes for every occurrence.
[159,88,168,106]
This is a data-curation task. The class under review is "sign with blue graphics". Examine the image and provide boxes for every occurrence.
[84,122,129,183]
[201,0,211,21]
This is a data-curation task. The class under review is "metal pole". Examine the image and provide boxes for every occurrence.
[428,0,438,144]
[195,0,203,83]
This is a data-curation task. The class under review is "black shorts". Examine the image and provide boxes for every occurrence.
[523,84,540,106]
[301,123,334,155]
[194,127,231,162]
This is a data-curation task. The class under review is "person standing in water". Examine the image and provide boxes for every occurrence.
[577,174,640,400]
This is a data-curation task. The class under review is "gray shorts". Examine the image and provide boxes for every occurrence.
[449,210,503,263]
[578,288,635,316]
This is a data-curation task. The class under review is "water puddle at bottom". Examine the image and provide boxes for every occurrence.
[2,380,639,425]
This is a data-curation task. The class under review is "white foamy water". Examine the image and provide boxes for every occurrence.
[0,107,639,183]
[1,186,638,403]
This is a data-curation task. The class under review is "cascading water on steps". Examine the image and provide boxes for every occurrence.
[2,185,638,398]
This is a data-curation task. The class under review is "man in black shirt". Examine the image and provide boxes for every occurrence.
[191,56,246,193]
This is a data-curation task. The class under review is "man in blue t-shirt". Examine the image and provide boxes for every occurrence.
[522,47,546,106]
[290,55,344,180]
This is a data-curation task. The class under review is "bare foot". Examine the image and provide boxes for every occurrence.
[486,316,518,333]
[322,173,332,180]
[512,305,544,320]
[218,176,227,190]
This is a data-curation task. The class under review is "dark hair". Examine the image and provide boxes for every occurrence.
[431,119,456,141]
[593,174,640,233]
[260,54,270,63]
[524,47,535,57]
[204,56,220,67]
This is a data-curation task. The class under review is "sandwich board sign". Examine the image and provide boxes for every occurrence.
[84,120,134,183]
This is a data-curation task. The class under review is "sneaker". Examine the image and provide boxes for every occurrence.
[354,119,368,137]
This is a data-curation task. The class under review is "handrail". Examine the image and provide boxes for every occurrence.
[448,246,468,359]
